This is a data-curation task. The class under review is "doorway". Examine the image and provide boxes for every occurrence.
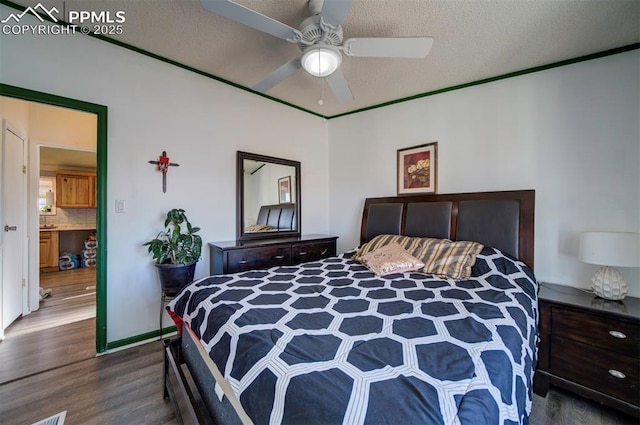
[37,145,98,334]
[0,100,102,383]
[0,84,108,354]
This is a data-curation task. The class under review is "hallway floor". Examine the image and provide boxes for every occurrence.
[0,267,96,385]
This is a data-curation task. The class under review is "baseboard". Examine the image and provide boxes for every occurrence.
[105,325,177,351]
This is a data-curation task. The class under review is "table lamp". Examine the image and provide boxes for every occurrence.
[579,232,640,300]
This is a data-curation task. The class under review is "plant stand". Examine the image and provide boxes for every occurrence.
[160,289,176,340]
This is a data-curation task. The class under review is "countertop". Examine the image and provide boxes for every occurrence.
[39,226,96,232]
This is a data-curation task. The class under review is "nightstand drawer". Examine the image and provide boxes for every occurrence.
[552,307,640,357]
[292,241,336,264]
[550,337,640,405]
[227,246,291,273]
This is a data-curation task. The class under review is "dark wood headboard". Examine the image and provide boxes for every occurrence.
[360,190,535,269]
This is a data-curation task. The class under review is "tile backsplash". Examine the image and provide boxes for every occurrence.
[40,208,96,227]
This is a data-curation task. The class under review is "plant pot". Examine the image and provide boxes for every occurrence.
[155,260,197,296]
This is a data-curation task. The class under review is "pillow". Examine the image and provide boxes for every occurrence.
[360,242,425,276]
[355,234,483,280]
[353,234,424,262]
[414,238,483,280]
[244,224,274,232]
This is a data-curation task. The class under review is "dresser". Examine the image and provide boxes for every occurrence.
[534,283,640,417]
[209,234,338,275]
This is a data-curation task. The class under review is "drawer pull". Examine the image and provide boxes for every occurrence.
[274,255,285,260]
[608,369,626,379]
[299,252,308,256]
[608,330,626,339]
[238,260,249,265]
[321,249,328,255]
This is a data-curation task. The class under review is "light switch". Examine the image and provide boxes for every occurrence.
[115,200,126,213]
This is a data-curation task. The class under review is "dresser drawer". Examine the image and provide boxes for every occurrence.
[292,241,336,264]
[226,246,291,273]
[550,336,640,405]
[552,307,639,357]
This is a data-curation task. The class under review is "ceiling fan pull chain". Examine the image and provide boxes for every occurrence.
[319,73,325,106]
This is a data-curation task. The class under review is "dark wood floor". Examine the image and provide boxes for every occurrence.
[0,268,635,424]
[0,340,177,424]
[0,268,97,384]
[0,267,178,424]
[531,388,637,425]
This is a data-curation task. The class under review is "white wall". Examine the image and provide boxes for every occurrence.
[0,7,329,343]
[328,51,640,296]
[29,102,97,149]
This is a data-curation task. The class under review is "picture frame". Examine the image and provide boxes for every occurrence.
[278,176,292,203]
[397,142,438,195]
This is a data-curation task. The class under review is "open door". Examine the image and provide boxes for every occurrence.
[1,120,27,334]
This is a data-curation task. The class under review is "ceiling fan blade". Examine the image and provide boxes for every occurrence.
[325,68,353,103]
[320,0,353,28]
[253,58,301,93]
[201,0,302,42]
[343,37,434,58]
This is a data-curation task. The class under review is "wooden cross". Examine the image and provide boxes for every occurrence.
[148,151,180,193]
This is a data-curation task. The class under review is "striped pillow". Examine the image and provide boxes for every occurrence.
[354,234,483,280]
[353,235,421,261]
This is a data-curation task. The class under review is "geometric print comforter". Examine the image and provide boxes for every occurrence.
[167,247,538,425]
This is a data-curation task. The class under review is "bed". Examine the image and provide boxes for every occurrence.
[244,204,296,233]
[165,190,537,425]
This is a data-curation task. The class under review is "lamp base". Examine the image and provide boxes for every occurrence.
[590,266,628,300]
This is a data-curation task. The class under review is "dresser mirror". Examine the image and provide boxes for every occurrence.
[237,151,301,241]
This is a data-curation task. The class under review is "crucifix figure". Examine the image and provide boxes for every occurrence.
[148,151,180,193]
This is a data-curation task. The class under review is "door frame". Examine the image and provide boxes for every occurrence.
[0,84,109,353]
[0,120,28,338]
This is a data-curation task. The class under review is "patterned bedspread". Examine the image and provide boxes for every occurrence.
[168,247,538,425]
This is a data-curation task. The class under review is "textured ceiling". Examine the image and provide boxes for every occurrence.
[9,0,640,116]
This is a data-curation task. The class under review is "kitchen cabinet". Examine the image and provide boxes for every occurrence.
[90,175,97,208]
[39,231,59,272]
[56,171,96,208]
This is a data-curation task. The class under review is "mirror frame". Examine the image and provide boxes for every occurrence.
[237,151,301,241]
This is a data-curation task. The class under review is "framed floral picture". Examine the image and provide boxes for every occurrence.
[397,142,438,195]
[278,176,292,203]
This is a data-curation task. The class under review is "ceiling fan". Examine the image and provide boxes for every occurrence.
[201,0,434,103]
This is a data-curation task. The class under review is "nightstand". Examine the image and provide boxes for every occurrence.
[534,282,640,418]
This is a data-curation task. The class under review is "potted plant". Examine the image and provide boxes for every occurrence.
[143,208,202,295]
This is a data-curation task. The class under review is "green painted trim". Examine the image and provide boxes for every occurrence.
[0,83,109,354]
[326,43,640,119]
[1,0,636,120]
[106,326,177,350]
[0,0,324,119]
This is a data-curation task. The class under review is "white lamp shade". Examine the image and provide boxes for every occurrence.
[579,232,640,267]
[301,46,341,77]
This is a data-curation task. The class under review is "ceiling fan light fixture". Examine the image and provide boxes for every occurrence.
[301,46,341,77]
